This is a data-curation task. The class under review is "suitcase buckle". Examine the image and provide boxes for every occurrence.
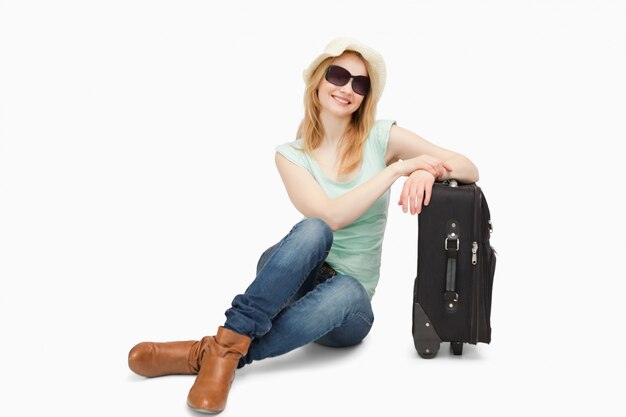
[444,237,459,251]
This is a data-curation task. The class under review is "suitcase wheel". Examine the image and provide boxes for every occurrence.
[418,350,437,359]
[417,343,440,359]
[450,342,464,355]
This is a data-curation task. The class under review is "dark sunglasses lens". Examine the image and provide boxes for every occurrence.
[326,65,370,96]
[352,76,370,96]
[326,65,351,87]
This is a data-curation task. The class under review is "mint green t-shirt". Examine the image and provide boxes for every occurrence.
[275,119,397,298]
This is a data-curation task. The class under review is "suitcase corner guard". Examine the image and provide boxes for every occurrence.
[412,303,442,359]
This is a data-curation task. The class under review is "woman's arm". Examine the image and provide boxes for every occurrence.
[275,152,447,231]
[385,125,479,183]
[386,124,480,215]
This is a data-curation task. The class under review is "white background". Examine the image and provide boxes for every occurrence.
[1,1,624,416]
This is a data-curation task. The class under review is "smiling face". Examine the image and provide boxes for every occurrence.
[317,52,368,120]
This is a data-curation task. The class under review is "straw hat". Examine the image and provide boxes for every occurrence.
[302,37,387,103]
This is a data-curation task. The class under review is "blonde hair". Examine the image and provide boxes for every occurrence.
[296,51,377,176]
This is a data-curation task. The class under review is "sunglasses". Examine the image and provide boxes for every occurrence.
[325,65,370,96]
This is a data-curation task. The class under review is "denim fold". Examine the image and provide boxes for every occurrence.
[223,218,374,368]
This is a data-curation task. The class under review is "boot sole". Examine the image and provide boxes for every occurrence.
[187,402,223,414]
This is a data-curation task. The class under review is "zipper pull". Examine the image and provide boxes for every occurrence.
[471,241,478,265]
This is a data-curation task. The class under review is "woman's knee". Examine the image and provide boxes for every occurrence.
[278,218,333,261]
[328,276,371,307]
[314,319,373,348]
[316,275,374,326]
[314,287,374,348]
[294,218,333,251]
[255,218,332,274]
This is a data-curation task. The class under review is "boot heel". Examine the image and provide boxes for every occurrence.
[187,327,251,413]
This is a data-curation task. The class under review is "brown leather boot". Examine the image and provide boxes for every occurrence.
[128,336,211,377]
[187,327,251,414]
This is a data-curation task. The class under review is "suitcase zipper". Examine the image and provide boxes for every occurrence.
[471,241,478,265]
[470,186,480,344]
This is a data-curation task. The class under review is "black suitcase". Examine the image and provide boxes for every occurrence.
[412,180,496,358]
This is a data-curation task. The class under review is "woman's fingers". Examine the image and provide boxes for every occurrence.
[398,170,437,215]
[423,182,433,207]
[407,182,416,215]
[398,181,424,215]
[416,156,453,179]
[400,183,409,213]
[414,160,438,177]
[411,182,421,215]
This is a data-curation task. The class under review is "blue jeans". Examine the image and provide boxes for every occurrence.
[223,218,374,368]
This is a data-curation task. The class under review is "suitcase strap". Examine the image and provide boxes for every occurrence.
[444,220,460,314]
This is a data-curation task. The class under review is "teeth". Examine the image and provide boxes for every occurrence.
[333,96,349,104]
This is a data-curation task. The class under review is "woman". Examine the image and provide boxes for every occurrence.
[128,37,479,414]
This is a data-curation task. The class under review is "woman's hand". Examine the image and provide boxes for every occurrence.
[393,154,453,179]
[392,155,452,214]
[397,169,437,215]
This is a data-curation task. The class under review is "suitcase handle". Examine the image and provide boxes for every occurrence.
[445,219,459,314]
